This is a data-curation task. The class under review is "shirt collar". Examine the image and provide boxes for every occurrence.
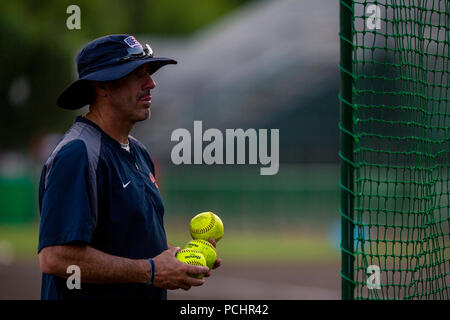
[75,116,129,151]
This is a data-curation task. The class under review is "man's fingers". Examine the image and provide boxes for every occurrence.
[184,265,208,284]
[180,282,191,291]
[186,265,209,276]
[213,258,222,269]
[184,276,205,287]
[208,238,217,248]
[169,246,181,255]
[182,282,192,290]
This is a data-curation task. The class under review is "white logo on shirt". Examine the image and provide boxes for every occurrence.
[122,181,131,188]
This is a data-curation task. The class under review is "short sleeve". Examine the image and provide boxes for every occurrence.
[38,139,96,253]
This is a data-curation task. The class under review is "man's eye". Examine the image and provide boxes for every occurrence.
[135,69,148,78]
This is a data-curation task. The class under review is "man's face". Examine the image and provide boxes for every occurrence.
[106,63,156,122]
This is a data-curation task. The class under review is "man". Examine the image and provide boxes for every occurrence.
[38,34,219,300]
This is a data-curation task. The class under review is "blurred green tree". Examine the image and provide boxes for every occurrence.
[0,0,255,150]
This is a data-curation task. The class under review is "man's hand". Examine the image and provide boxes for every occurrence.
[152,247,209,290]
[207,238,222,270]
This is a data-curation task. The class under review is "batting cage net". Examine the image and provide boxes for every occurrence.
[339,0,449,299]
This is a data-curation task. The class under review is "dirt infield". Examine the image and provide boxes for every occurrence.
[0,261,42,300]
[0,260,340,300]
[169,261,340,300]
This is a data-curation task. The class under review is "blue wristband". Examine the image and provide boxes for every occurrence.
[147,258,155,286]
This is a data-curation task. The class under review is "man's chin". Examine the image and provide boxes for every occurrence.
[129,109,150,123]
[131,102,151,121]
[139,107,151,121]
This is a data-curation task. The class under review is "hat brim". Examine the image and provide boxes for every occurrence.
[57,57,177,110]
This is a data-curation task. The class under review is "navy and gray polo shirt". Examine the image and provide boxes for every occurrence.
[38,116,168,300]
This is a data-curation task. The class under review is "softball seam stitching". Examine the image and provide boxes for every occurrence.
[191,213,215,234]
[188,240,216,252]
[185,260,204,266]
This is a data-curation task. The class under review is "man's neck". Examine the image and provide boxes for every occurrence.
[84,109,132,145]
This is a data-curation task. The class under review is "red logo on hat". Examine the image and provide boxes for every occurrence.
[124,36,141,48]
[149,172,159,189]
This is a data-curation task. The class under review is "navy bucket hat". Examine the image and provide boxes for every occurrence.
[57,34,177,109]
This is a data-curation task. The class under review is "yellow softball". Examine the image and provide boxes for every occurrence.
[175,248,207,279]
[185,239,217,270]
[189,211,224,242]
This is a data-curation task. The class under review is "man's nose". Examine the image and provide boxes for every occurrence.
[143,75,156,90]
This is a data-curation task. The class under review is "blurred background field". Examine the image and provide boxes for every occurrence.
[0,164,341,262]
[0,0,341,299]
[0,164,342,299]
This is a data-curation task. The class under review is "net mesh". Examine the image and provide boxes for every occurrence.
[342,0,449,299]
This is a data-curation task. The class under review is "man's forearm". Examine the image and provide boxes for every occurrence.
[39,245,150,284]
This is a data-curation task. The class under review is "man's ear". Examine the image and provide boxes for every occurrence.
[95,81,107,90]
[98,82,110,96]
[90,81,108,101]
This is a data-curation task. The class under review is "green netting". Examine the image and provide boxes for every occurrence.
[339,0,449,299]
